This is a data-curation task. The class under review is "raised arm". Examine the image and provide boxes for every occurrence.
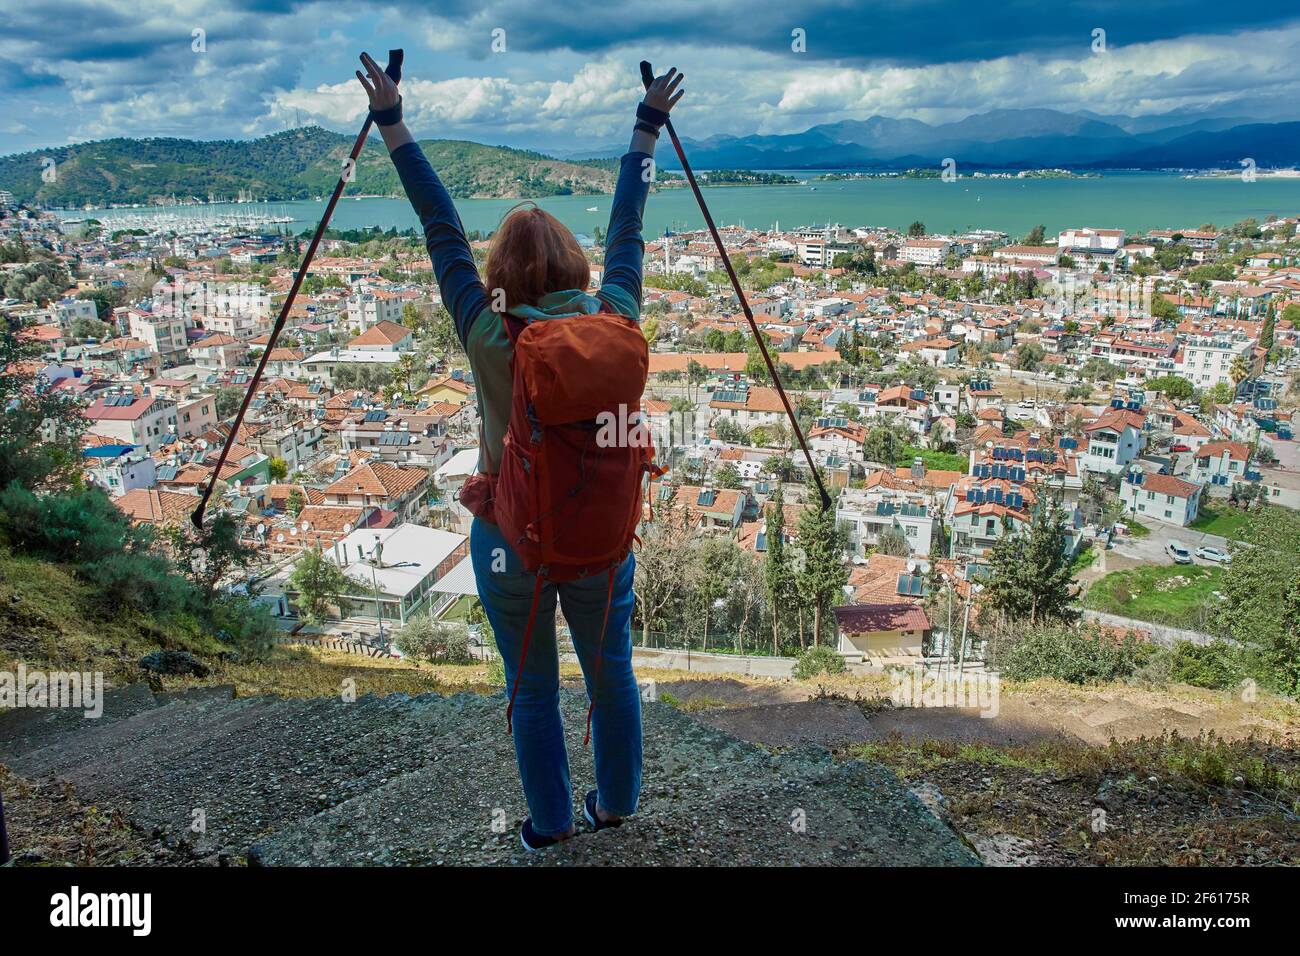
[356,52,488,347]
[599,68,685,321]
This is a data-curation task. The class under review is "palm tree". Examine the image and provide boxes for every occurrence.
[1229,354,1249,392]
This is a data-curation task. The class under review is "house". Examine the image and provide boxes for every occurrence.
[901,337,961,366]
[1190,440,1251,489]
[190,333,248,371]
[900,239,952,267]
[836,488,934,557]
[300,348,404,385]
[82,444,156,497]
[834,603,931,664]
[176,394,218,440]
[346,291,404,333]
[1082,406,1146,476]
[1119,471,1202,526]
[84,394,178,454]
[323,460,431,523]
[289,523,470,626]
[656,484,746,533]
[708,384,788,430]
[417,373,475,406]
[114,488,199,527]
[950,501,1030,557]
[346,319,413,352]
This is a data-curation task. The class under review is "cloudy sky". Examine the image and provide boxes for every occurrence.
[2,1,1300,155]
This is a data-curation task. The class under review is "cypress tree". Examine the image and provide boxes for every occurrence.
[982,493,1079,628]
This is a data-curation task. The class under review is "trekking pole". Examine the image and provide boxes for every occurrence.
[191,50,404,530]
[639,61,831,511]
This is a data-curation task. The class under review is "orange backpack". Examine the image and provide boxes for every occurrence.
[484,303,663,741]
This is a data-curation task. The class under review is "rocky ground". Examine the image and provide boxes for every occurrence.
[0,681,975,867]
[3,670,1297,867]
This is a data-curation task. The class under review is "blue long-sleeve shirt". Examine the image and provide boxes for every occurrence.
[389,142,652,472]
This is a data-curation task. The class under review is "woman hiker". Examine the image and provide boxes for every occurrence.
[355,52,684,851]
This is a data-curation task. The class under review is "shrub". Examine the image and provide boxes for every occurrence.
[0,481,140,564]
[80,550,192,618]
[394,617,472,664]
[793,645,847,680]
[1168,640,1246,690]
[989,623,1152,684]
[210,593,278,661]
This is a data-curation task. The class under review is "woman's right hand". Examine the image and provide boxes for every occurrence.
[356,51,400,112]
[643,68,685,115]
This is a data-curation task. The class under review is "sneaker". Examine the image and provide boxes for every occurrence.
[520,819,565,852]
[583,789,623,831]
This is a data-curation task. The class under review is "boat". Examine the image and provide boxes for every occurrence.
[586,206,598,212]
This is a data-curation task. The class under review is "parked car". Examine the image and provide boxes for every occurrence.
[1166,540,1193,564]
[1196,545,1232,563]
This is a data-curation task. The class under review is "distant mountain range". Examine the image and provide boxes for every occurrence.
[6,108,1300,208]
[0,127,620,207]
[566,108,1300,171]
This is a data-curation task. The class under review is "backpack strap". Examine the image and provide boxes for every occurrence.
[583,564,619,747]
[505,573,546,734]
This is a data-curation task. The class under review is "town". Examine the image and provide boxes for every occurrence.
[2,186,1297,682]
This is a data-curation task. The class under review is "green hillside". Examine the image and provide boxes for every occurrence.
[0,127,619,206]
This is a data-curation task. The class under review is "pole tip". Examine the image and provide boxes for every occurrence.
[639,60,654,88]
[190,507,205,531]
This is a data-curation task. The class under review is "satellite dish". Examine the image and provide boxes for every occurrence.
[276,533,285,543]
[300,521,311,532]
[343,523,353,533]
[289,527,297,536]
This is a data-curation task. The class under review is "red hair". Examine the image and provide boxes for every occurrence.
[484,203,591,310]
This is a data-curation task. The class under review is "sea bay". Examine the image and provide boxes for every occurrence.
[59,171,1300,239]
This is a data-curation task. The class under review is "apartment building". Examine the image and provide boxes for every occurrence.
[127,309,189,367]
[346,291,404,333]
[900,238,952,267]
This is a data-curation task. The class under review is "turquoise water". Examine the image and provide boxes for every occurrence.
[67,171,1300,239]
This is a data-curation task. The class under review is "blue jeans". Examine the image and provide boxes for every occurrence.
[470,517,642,836]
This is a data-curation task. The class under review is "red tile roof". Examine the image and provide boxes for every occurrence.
[834,603,930,634]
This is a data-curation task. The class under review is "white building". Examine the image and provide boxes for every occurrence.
[84,394,179,454]
[308,523,470,627]
[347,292,404,333]
[900,239,952,267]
[301,348,404,386]
[1119,470,1202,526]
[1082,406,1146,476]
[836,488,934,557]
[1175,334,1256,389]
[128,309,190,367]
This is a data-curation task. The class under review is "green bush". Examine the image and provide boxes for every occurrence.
[793,645,847,680]
[1169,640,1246,690]
[210,593,278,661]
[0,481,139,564]
[394,617,471,664]
[990,624,1153,684]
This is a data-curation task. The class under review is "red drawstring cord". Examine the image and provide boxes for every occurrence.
[505,574,546,735]
[583,565,618,747]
